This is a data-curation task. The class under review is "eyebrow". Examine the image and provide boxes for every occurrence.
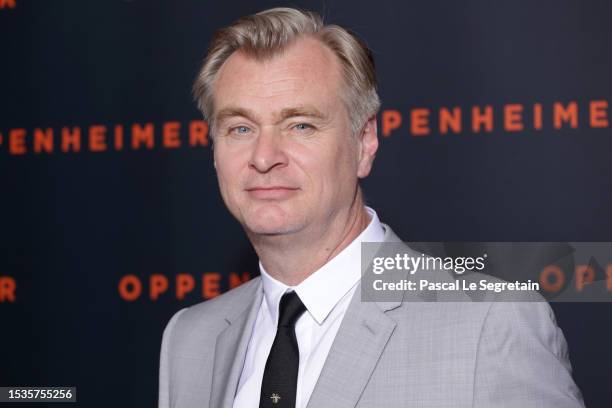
[214,107,257,124]
[214,105,328,125]
[278,106,327,121]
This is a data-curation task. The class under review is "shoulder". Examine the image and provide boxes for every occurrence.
[162,277,262,346]
[450,271,557,331]
[182,276,262,322]
[471,285,583,405]
[389,268,557,345]
[480,289,566,356]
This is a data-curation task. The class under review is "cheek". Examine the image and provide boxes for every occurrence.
[300,142,357,198]
[214,152,244,200]
[330,140,359,180]
[331,145,361,203]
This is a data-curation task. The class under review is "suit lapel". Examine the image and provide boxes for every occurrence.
[306,285,398,408]
[209,279,263,408]
[306,223,406,408]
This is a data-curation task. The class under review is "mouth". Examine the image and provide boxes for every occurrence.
[245,186,300,200]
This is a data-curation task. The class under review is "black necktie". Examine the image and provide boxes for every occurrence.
[259,291,307,407]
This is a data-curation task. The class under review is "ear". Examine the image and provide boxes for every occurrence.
[356,116,379,178]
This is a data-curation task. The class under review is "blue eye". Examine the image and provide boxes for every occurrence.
[294,123,312,131]
[232,126,251,135]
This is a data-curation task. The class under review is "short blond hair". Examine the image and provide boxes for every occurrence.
[193,7,380,135]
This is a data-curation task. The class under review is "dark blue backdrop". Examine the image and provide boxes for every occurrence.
[1,0,611,406]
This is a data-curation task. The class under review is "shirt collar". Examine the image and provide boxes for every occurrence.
[259,206,386,326]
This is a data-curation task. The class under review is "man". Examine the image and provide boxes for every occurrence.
[159,7,584,408]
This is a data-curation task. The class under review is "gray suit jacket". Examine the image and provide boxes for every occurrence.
[159,224,585,408]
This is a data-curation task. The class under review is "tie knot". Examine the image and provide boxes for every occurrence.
[277,291,306,328]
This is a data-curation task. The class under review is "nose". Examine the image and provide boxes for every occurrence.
[249,127,288,173]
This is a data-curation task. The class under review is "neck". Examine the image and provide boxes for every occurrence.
[250,190,371,286]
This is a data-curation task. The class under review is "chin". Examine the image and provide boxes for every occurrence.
[244,218,300,236]
[246,224,295,236]
[241,204,302,236]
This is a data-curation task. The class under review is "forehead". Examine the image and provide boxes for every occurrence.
[212,36,345,119]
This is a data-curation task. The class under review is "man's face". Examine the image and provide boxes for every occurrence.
[211,37,377,237]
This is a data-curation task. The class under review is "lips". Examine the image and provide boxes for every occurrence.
[245,186,299,200]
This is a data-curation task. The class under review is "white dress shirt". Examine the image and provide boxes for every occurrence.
[232,206,386,408]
